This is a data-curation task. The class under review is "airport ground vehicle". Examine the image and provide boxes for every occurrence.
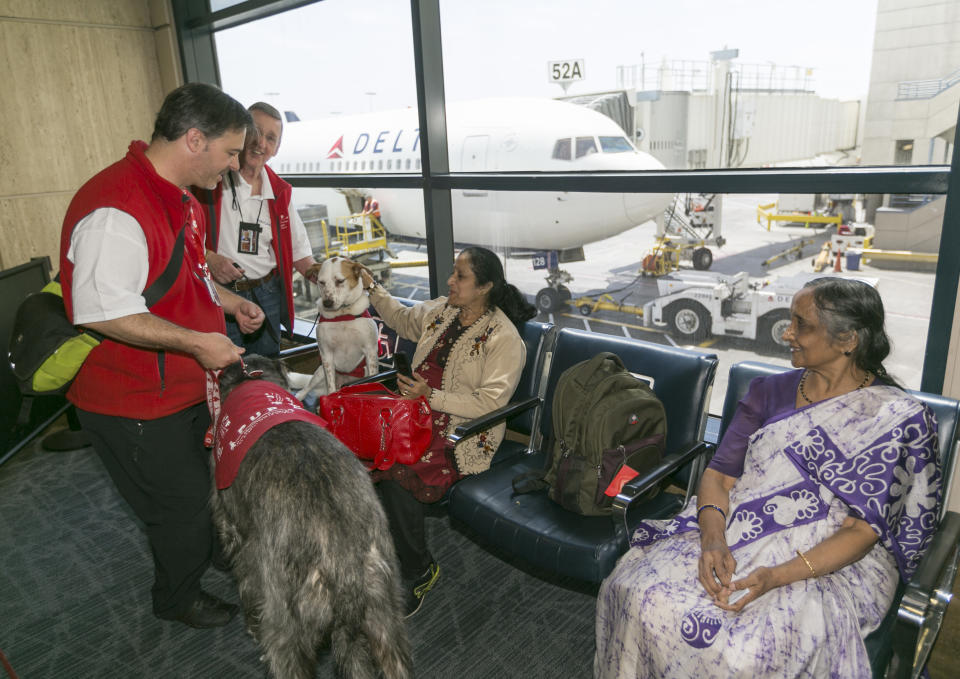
[641,271,877,347]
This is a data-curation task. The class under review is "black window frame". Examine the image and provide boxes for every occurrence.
[173,0,960,395]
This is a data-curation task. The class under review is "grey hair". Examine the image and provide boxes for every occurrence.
[802,277,898,386]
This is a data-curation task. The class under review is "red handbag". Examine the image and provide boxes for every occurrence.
[317,383,433,470]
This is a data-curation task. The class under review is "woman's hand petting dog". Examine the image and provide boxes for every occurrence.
[396,372,430,400]
[359,266,376,290]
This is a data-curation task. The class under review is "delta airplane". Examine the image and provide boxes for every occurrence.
[271,97,672,310]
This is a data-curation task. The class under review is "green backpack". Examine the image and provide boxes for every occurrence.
[515,352,667,516]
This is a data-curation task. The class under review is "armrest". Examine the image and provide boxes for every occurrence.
[888,511,960,679]
[349,369,398,386]
[443,396,542,449]
[278,343,320,361]
[610,441,713,545]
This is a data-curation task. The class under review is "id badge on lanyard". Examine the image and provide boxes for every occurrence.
[184,200,222,307]
[237,221,262,255]
[198,272,222,307]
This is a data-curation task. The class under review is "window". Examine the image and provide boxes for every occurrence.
[575,137,597,158]
[214,1,417,175]
[895,140,914,166]
[599,136,633,153]
[552,138,572,160]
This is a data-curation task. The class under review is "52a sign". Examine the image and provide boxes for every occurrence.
[547,59,585,84]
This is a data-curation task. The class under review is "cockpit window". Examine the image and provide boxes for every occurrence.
[575,136,598,158]
[552,138,571,160]
[599,136,633,153]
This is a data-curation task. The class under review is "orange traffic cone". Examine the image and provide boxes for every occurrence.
[833,250,843,273]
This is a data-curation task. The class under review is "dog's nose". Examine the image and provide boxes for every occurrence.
[322,299,334,308]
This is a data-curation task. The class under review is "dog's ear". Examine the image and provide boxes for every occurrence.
[305,261,324,280]
[349,261,364,283]
[218,362,245,398]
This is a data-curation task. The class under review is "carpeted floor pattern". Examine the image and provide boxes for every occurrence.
[6,423,960,678]
[0,427,597,679]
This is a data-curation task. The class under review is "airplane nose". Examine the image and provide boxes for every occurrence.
[623,192,672,225]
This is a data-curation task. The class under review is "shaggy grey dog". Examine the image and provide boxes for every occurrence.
[213,355,412,679]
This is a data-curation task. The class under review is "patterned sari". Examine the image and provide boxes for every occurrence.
[595,384,941,679]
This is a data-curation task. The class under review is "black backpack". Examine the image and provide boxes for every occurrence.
[8,226,187,397]
[515,352,667,516]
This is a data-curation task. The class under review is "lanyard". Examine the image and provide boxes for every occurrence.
[229,172,265,225]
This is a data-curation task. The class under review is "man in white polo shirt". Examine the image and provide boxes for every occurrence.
[60,83,264,629]
[199,102,316,357]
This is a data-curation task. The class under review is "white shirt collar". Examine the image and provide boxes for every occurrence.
[230,166,275,201]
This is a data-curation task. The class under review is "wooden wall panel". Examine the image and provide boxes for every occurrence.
[0,193,74,270]
[0,1,150,26]
[0,0,169,272]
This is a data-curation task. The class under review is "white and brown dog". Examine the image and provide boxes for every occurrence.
[291,256,379,399]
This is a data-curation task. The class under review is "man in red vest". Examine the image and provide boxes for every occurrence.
[59,83,262,629]
[200,102,317,357]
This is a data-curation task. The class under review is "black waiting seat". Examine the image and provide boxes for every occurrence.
[720,361,960,679]
[447,327,718,583]
[448,320,555,467]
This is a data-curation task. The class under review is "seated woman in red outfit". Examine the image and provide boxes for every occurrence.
[360,246,536,617]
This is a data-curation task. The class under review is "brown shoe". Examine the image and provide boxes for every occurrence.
[173,590,239,629]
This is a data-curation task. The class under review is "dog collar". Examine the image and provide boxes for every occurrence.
[317,309,373,323]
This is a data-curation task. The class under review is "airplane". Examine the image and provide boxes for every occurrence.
[271,97,673,311]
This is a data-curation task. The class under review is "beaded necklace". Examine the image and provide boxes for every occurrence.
[798,369,872,405]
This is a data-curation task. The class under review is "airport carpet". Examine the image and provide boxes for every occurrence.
[0,425,598,679]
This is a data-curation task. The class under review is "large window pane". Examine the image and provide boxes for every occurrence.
[439,0,958,170]
[214,1,416,122]
[445,189,938,414]
[289,186,428,319]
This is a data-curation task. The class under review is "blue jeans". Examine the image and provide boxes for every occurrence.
[225,273,283,358]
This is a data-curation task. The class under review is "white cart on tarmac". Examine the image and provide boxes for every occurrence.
[643,271,878,348]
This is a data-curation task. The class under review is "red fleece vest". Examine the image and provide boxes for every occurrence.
[59,141,226,419]
[213,380,328,489]
[198,166,297,332]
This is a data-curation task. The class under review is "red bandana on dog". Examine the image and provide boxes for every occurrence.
[214,380,328,489]
[315,309,378,378]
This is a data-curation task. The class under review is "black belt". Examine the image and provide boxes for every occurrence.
[230,268,276,292]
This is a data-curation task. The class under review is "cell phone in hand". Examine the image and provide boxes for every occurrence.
[393,351,413,379]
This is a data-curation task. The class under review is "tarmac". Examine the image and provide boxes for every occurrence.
[295,192,937,415]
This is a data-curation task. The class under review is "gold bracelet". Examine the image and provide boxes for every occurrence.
[795,549,817,578]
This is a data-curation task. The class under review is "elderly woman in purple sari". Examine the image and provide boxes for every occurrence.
[595,278,941,678]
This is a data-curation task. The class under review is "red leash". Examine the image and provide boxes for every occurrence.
[0,650,19,679]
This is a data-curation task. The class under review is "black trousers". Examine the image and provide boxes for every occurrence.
[375,480,433,579]
[77,402,215,619]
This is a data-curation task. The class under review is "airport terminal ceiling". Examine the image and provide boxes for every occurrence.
[176,0,960,401]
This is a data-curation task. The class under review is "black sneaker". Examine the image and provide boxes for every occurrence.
[404,562,440,618]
